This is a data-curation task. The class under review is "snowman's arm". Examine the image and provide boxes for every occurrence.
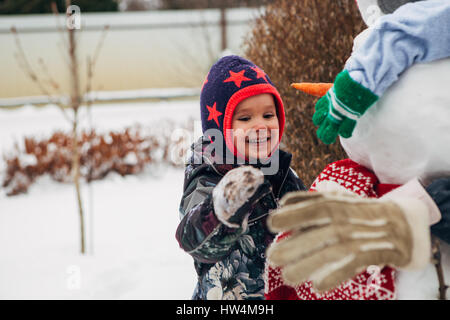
[381,178,441,226]
[382,177,450,245]
[346,0,450,96]
[426,178,450,245]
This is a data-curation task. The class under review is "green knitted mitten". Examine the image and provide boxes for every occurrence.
[313,70,379,144]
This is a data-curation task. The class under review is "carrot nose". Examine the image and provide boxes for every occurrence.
[291,82,333,97]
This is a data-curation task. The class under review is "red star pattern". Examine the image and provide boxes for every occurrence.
[206,102,222,127]
[223,70,252,88]
[251,66,268,82]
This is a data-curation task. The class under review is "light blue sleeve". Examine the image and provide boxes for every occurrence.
[345,0,450,96]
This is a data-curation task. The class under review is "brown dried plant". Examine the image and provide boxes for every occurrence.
[244,0,365,186]
[2,123,191,197]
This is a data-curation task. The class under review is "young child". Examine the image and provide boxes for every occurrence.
[175,55,306,300]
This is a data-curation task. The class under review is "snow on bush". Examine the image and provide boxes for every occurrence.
[2,120,194,196]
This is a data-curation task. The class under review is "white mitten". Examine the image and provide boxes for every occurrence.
[213,166,270,228]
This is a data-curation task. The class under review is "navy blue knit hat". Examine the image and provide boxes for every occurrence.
[200,55,285,157]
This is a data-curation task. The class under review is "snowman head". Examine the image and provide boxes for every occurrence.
[292,59,450,185]
[356,0,424,26]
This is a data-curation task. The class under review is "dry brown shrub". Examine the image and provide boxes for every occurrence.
[2,121,193,196]
[244,0,365,186]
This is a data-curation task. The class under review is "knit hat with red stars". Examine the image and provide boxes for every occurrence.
[200,55,285,157]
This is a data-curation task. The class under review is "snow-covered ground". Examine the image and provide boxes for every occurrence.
[0,100,200,299]
[1,99,449,300]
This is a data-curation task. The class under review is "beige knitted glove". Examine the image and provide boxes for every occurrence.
[266,191,431,292]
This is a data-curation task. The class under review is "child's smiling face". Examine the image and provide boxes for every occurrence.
[231,93,280,160]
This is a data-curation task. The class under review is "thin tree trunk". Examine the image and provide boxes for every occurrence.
[72,110,85,254]
[432,236,448,300]
[220,6,227,51]
[67,4,85,255]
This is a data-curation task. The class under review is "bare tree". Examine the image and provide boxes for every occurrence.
[11,0,109,255]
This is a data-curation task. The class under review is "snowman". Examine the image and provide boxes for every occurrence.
[265,0,450,300]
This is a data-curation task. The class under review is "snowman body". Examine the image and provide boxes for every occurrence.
[341,57,450,185]
[341,28,450,299]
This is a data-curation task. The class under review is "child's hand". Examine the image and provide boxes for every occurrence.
[213,166,272,228]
